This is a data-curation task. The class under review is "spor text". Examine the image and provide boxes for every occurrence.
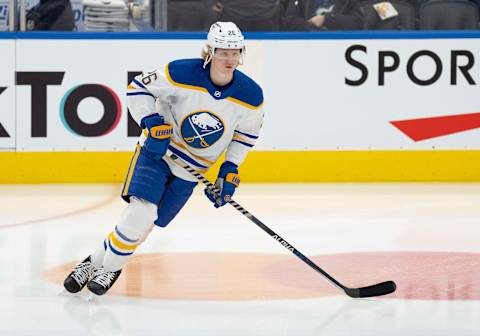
[345,44,478,86]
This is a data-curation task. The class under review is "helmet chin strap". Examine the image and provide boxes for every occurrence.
[203,47,214,69]
[203,55,212,69]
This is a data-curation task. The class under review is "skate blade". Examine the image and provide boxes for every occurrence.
[58,289,96,303]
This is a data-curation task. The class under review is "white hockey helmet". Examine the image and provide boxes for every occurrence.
[203,22,245,67]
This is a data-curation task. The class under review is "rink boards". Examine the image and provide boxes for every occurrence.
[0,32,479,182]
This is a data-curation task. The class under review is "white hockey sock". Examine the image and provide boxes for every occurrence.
[89,239,108,268]
[102,247,134,272]
[101,197,156,272]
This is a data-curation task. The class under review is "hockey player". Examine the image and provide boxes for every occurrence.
[63,21,264,296]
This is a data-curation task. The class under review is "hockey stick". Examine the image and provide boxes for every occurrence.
[187,118,210,147]
[168,154,396,298]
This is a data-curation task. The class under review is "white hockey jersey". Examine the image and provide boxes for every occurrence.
[126,58,264,182]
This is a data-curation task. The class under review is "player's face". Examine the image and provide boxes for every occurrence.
[211,48,241,74]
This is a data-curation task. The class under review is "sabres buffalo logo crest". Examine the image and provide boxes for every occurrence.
[181,111,225,149]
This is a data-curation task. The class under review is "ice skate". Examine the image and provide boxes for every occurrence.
[63,256,95,293]
[87,268,122,296]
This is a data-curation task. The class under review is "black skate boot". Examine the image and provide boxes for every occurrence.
[87,268,122,296]
[63,256,95,293]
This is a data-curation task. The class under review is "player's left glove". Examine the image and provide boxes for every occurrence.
[205,161,240,208]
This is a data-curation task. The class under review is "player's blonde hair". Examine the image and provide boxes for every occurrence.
[201,46,210,62]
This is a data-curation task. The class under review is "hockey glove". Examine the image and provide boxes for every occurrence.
[205,161,240,208]
[140,114,173,160]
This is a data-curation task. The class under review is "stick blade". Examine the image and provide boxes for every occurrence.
[345,281,396,298]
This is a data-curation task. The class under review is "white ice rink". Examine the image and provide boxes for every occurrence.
[1,183,479,335]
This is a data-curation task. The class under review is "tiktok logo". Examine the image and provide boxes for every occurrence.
[14,71,143,138]
[16,72,123,137]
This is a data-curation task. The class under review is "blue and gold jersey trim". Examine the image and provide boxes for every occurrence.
[127,77,155,98]
[132,79,146,89]
[234,130,259,139]
[168,144,209,170]
[126,92,155,98]
[226,97,263,110]
[165,63,208,94]
[232,139,254,147]
[165,59,264,110]
[171,139,214,166]
[232,130,258,148]
[122,144,141,197]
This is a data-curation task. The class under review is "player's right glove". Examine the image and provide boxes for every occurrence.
[205,161,240,208]
[140,114,173,160]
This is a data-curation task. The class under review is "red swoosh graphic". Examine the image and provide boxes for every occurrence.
[390,112,480,141]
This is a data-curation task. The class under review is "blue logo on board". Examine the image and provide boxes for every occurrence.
[181,111,224,149]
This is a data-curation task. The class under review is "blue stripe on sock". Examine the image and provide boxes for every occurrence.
[115,226,139,243]
[108,240,134,256]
